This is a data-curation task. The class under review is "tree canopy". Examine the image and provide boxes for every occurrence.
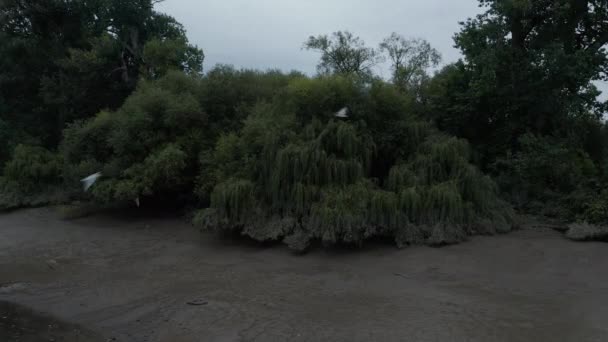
[430,0,608,163]
[424,0,608,222]
[0,0,203,153]
[304,31,381,78]
[379,33,441,93]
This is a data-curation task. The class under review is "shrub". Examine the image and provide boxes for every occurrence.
[492,134,598,220]
[0,144,64,209]
[61,69,299,206]
[578,189,608,225]
[61,71,206,204]
[0,118,13,168]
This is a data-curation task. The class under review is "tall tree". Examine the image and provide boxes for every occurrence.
[304,31,381,78]
[430,0,608,165]
[0,0,203,154]
[379,33,441,93]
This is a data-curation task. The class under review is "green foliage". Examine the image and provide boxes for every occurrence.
[209,179,255,225]
[493,134,598,220]
[142,37,204,78]
[61,68,298,206]
[427,0,608,167]
[0,145,63,209]
[304,31,381,78]
[201,65,303,134]
[577,189,608,225]
[196,77,514,251]
[0,0,203,148]
[61,72,206,203]
[3,145,62,192]
[420,1,608,230]
[379,33,441,94]
[0,118,14,168]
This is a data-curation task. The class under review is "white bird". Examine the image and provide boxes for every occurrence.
[81,172,102,192]
[334,107,349,119]
[134,197,140,207]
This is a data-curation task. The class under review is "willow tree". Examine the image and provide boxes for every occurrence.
[195,76,514,251]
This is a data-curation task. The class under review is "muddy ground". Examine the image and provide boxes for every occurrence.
[0,208,606,342]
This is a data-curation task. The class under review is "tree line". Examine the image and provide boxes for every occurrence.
[1,0,607,248]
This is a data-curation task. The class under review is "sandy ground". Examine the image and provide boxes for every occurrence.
[0,208,607,342]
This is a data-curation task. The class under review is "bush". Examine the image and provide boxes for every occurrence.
[0,144,64,209]
[4,145,62,191]
[0,118,13,168]
[492,134,598,220]
[578,189,608,224]
[195,76,514,251]
[565,223,608,242]
[61,71,207,204]
[61,69,300,206]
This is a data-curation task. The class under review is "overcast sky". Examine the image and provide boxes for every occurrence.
[156,0,483,76]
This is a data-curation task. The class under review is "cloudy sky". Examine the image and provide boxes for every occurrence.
[156,0,482,76]
[157,0,606,98]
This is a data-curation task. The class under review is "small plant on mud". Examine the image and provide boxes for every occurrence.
[565,223,608,242]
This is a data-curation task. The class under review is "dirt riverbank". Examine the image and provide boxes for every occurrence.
[1,208,606,341]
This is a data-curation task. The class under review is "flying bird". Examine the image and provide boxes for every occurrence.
[334,107,349,119]
[81,172,102,192]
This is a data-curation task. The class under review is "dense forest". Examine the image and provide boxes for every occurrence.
[1,0,607,250]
